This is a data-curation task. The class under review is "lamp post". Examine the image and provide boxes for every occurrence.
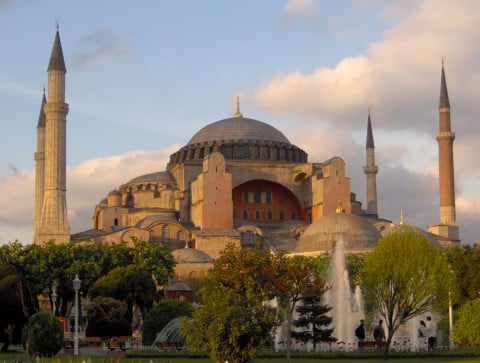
[449,291,454,349]
[73,274,81,356]
[51,285,57,315]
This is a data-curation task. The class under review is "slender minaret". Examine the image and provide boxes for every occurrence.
[437,63,456,225]
[363,112,378,216]
[428,62,459,245]
[36,28,70,244]
[33,91,46,242]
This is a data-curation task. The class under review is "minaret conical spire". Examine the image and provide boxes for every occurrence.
[37,89,46,128]
[439,59,450,109]
[366,112,375,149]
[364,111,378,216]
[48,29,66,72]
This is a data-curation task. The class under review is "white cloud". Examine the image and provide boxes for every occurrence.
[0,146,177,244]
[251,0,480,244]
[281,0,318,24]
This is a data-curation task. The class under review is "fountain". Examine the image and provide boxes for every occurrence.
[323,236,364,349]
[153,318,185,348]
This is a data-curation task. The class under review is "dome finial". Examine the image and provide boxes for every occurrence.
[233,95,243,118]
[335,202,345,214]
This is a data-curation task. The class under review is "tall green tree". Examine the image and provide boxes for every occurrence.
[90,265,157,321]
[264,254,328,362]
[22,311,64,357]
[453,297,480,347]
[291,292,334,350]
[362,226,455,358]
[445,244,480,305]
[182,243,276,363]
[0,264,37,350]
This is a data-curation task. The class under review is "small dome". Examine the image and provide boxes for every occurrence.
[108,189,121,196]
[99,198,108,206]
[187,117,291,146]
[172,248,213,263]
[296,213,381,253]
[127,171,173,184]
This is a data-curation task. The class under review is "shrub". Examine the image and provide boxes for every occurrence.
[22,311,63,357]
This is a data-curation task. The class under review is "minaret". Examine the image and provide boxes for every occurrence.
[428,62,459,245]
[36,28,70,244]
[363,112,378,217]
[33,91,46,242]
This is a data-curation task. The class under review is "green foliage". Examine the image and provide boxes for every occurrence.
[292,293,334,348]
[0,264,36,350]
[0,239,175,318]
[264,254,329,362]
[444,244,480,305]
[142,299,193,345]
[362,226,455,357]
[453,298,480,347]
[90,265,157,321]
[85,296,130,338]
[183,243,276,363]
[21,311,64,357]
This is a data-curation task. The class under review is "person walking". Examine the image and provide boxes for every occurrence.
[355,319,366,342]
[418,320,427,351]
[373,319,386,347]
[426,316,437,351]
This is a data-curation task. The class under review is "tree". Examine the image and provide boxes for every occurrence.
[85,296,131,338]
[362,226,455,357]
[445,244,480,305]
[22,311,64,357]
[182,243,276,363]
[89,265,157,321]
[0,264,37,351]
[142,299,193,345]
[292,292,334,350]
[264,254,329,362]
[453,298,480,347]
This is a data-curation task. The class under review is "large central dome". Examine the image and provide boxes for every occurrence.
[187,117,291,145]
[167,112,308,168]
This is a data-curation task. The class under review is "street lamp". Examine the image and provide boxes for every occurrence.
[73,273,81,356]
[449,291,454,349]
[51,285,57,315]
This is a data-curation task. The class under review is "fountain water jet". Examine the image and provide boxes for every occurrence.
[324,236,364,348]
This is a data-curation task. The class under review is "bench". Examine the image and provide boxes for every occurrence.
[358,340,387,349]
[155,341,184,351]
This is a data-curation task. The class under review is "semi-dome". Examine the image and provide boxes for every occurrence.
[126,171,173,184]
[187,117,291,145]
[172,247,213,263]
[296,213,381,254]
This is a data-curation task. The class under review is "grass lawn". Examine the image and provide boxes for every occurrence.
[1,353,480,363]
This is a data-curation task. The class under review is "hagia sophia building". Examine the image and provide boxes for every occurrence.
[32,30,460,278]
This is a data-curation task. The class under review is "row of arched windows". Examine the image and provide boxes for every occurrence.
[240,210,297,221]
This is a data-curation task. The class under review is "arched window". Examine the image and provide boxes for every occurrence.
[242,231,255,247]
[267,210,273,221]
[279,211,285,221]
[242,210,248,220]
[114,218,118,226]
[291,211,297,220]
[177,231,185,246]
[255,210,261,220]
[162,225,170,243]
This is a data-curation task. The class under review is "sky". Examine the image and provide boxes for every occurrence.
[0,0,479,245]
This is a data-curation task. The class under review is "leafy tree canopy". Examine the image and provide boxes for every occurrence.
[362,226,456,357]
[453,297,480,347]
[183,243,276,363]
